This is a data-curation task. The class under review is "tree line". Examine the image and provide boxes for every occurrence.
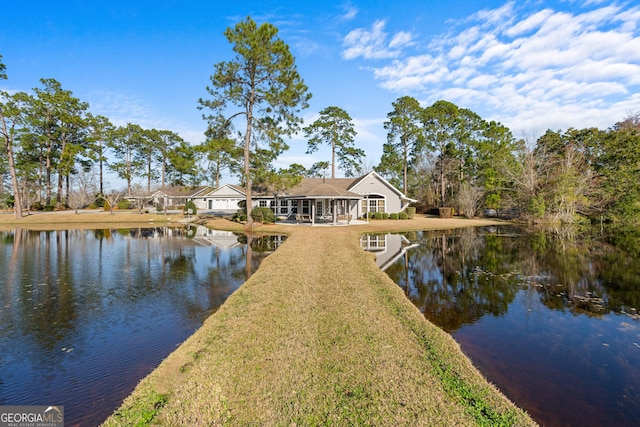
[0,54,241,219]
[377,96,640,224]
[3,16,640,224]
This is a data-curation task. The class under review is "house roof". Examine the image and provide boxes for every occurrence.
[202,184,246,198]
[349,171,418,203]
[227,184,246,195]
[152,186,210,197]
[282,178,362,199]
[206,172,416,202]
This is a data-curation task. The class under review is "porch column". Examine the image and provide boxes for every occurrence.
[365,194,369,222]
[311,199,315,225]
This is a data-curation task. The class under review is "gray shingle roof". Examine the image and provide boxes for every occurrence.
[283,178,361,199]
[153,186,210,197]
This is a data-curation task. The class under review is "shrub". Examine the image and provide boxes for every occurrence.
[390,213,399,220]
[251,206,275,223]
[233,201,247,222]
[43,205,54,212]
[399,212,408,220]
[232,210,247,222]
[406,206,416,219]
[374,211,384,220]
[93,194,105,207]
[31,201,43,211]
[0,194,15,208]
[527,195,546,218]
[184,200,197,216]
[103,200,111,212]
[117,200,131,210]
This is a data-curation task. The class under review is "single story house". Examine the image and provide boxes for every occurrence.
[197,184,246,211]
[150,186,211,209]
[198,171,416,224]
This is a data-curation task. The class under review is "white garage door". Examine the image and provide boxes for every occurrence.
[210,198,242,209]
[227,198,242,209]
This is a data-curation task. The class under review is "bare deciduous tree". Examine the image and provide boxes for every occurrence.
[66,168,96,213]
[129,183,150,214]
[102,190,122,215]
[457,182,483,218]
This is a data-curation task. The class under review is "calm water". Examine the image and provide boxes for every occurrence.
[0,226,283,426]
[364,226,640,427]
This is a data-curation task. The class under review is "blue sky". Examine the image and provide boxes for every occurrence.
[2,1,640,188]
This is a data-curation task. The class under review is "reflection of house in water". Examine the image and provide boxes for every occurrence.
[360,233,418,271]
[190,226,286,251]
[121,226,286,251]
[191,227,243,249]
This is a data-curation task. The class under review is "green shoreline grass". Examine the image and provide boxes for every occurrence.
[97,215,536,426]
[3,212,536,425]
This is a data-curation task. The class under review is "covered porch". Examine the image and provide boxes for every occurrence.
[275,196,362,225]
[274,180,364,226]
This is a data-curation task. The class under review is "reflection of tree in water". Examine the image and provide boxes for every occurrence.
[11,230,81,352]
[598,226,640,311]
[235,233,285,252]
[383,225,640,331]
[520,226,640,317]
[388,228,520,332]
[203,233,287,310]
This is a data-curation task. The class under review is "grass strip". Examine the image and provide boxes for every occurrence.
[95,216,536,426]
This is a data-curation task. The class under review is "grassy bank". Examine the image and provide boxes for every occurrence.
[99,215,535,426]
[0,210,184,230]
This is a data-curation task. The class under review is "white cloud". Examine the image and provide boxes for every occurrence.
[352,1,640,137]
[353,116,385,144]
[340,4,358,22]
[389,31,413,48]
[473,1,515,25]
[87,90,156,127]
[87,89,206,144]
[374,55,450,90]
[342,20,413,60]
[274,154,319,170]
[505,9,554,37]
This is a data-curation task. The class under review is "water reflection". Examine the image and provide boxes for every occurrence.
[0,227,284,426]
[360,233,418,271]
[364,226,640,427]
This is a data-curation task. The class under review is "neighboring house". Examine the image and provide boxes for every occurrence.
[200,171,416,224]
[198,184,247,211]
[150,186,211,209]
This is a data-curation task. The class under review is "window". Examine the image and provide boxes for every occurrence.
[259,200,268,207]
[302,200,310,214]
[360,235,386,251]
[361,197,385,213]
[279,200,289,215]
